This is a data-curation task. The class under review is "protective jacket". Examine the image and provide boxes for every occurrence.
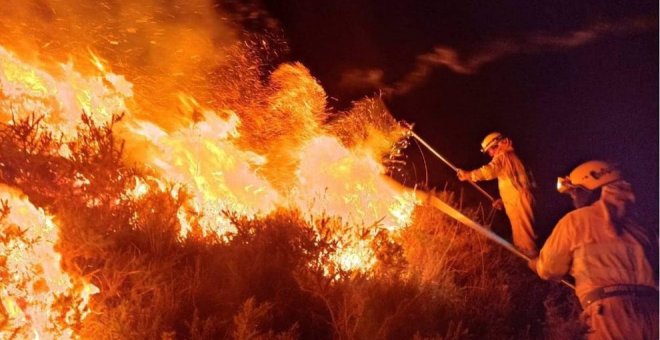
[537,180,658,339]
[466,142,537,256]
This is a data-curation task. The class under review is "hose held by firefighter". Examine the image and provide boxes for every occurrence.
[529,160,658,340]
[456,132,538,257]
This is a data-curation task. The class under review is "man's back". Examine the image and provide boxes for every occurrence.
[556,202,657,300]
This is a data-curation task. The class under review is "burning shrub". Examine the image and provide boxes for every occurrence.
[0,9,584,333]
[0,110,583,339]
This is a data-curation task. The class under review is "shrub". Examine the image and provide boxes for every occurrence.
[0,114,582,339]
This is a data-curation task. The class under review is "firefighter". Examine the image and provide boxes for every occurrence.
[456,132,538,257]
[530,160,658,340]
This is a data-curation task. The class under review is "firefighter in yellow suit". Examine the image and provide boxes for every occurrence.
[457,132,538,257]
[530,160,658,340]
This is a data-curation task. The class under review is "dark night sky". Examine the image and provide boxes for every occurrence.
[260,0,658,237]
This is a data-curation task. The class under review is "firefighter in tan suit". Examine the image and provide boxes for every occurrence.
[457,132,538,257]
[530,160,658,340]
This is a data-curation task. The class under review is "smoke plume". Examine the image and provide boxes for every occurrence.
[338,16,657,96]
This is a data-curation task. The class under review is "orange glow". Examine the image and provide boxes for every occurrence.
[0,1,423,332]
[296,136,416,231]
[0,46,132,138]
[1,43,418,273]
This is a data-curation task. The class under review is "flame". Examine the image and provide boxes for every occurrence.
[296,136,415,230]
[0,46,132,138]
[126,110,281,237]
[0,44,419,272]
[0,185,98,338]
[0,0,420,300]
[334,241,377,273]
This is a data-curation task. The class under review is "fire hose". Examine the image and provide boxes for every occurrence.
[406,129,496,203]
[422,192,576,290]
[387,128,577,289]
[389,178,578,289]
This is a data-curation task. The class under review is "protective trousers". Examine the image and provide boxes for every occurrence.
[500,185,537,257]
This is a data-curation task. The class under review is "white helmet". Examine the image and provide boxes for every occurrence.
[557,160,622,194]
[480,132,504,153]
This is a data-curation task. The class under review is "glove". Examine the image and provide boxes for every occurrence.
[456,169,469,182]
